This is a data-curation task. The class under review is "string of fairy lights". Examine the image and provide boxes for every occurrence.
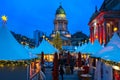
[0,15,120,70]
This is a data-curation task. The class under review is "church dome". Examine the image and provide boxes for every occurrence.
[56,5,66,15]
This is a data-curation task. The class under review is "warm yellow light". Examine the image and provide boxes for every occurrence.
[46,38,48,40]
[65,34,71,37]
[42,35,45,38]
[51,34,55,37]
[103,40,105,43]
[94,22,97,26]
[89,38,91,41]
[0,64,4,68]
[95,35,98,38]
[112,65,120,70]
[21,41,24,44]
[57,14,65,18]
[1,15,7,22]
[114,27,118,32]
[60,14,65,18]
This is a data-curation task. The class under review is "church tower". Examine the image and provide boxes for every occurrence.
[51,4,71,38]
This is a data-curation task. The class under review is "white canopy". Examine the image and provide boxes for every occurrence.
[107,32,120,48]
[80,41,92,54]
[32,39,58,54]
[92,33,120,63]
[24,45,37,58]
[91,46,112,58]
[0,26,36,61]
[75,43,87,53]
[24,45,34,52]
[101,46,120,63]
[81,40,102,54]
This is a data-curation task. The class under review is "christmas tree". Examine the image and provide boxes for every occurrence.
[52,32,62,50]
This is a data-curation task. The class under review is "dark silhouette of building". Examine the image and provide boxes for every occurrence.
[71,31,89,46]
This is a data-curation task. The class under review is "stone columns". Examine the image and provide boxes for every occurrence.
[103,21,107,44]
[90,27,94,43]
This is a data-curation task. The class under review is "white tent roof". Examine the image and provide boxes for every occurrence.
[101,46,120,63]
[81,41,92,54]
[81,40,102,54]
[92,40,103,54]
[0,26,36,61]
[107,32,120,48]
[62,46,75,52]
[24,45,37,58]
[75,43,87,53]
[32,39,58,54]
[92,45,114,57]
[92,33,120,63]
[93,45,120,63]
[24,45,34,52]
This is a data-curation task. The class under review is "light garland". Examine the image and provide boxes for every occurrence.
[101,59,120,67]
[91,57,120,68]
[0,61,30,68]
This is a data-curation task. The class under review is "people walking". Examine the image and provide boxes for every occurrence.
[70,65,74,74]
[59,65,64,80]
[41,64,45,74]
[70,59,74,74]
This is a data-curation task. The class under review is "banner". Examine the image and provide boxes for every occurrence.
[94,61,101,80]
[102,63,113,80]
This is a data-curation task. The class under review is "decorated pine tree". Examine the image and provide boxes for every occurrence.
[52,32,62,50]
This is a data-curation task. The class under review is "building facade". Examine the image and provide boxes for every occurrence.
[33,30,44,47]
[89,0,120,44]
[51,5,71,38]
[51,5,71,46]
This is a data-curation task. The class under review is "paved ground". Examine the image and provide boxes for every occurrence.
[45,67,79,80]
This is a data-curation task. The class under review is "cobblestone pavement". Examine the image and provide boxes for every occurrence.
[45,67,79,80]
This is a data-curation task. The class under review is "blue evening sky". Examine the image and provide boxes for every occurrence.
[0,0,104,38]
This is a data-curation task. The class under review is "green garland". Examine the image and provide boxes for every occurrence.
[0,58,38,68]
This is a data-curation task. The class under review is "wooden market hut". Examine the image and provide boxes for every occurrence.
[32,39,58,62]
[0,25,39,80]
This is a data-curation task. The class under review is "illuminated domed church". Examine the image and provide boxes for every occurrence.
[50,4,88,47]
[51,4,71,38]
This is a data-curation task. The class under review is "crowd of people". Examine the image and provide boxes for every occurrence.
[40,51,89,80]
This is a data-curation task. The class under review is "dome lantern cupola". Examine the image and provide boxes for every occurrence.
[55,4,66,20]
[56,5,66,15]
